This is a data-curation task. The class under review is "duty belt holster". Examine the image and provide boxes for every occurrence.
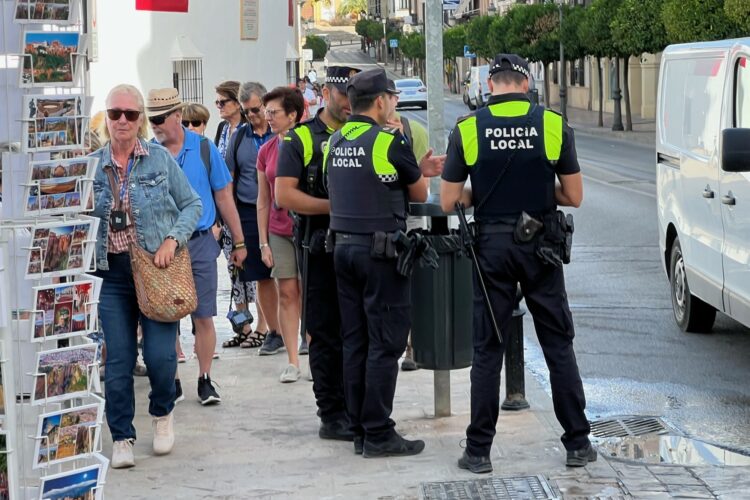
[536,211,574,267]
[370,231,398,259]
[309,228,327,255]
[513,212,543,243]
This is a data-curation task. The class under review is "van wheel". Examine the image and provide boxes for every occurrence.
[467,96,476,111]
[669,238,717,333]
[463,92,470,105]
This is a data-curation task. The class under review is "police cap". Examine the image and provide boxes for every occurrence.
[325,66,361,92]
[488,53,530,79]
[346,68,401,98]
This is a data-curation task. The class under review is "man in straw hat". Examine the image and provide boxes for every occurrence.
[147,87,247,406]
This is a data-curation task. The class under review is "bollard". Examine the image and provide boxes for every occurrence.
[501,292,529,411]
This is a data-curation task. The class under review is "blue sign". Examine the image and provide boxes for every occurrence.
[389,38,398,48]
[443,0,460,10]
[464,45,476,59]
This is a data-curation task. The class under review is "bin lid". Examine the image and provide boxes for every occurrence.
[409,194,473,217]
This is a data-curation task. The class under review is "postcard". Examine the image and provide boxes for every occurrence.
[1,432,9,500]
[32,343,97,405]
[31,279,99,342]
[20,31,82,87]
[22,94,86,153]
[14,0,75,24]
[33,402,103,469]
[38,462,103,500]
[26,217,98,279]
[24,157,96,216]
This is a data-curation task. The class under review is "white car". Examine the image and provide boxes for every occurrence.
[394,79,427,109]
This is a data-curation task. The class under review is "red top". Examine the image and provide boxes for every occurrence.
[257,134,294,237]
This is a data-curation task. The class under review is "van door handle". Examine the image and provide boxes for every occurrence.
[721,194,736,206]
[702,187,715,198]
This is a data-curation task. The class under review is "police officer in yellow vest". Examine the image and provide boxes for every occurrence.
[324,68,441,457]
[441,54,594,473]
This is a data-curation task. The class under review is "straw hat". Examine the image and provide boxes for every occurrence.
[145,88,184,118]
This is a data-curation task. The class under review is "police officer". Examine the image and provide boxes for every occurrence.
[440,54,593,473]
[275,66,361,441]
[324,68,441,457]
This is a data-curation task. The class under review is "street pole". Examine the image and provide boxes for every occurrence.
[425,0,449,418]
[558,3,567,121]
[382,18,387,66]
[612,57,624,131]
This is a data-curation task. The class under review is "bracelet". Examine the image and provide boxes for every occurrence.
[232,241,246,250]
[259,243,269,249]
[165,235,179,248]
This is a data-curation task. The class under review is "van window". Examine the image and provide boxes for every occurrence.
[661,57,725,156]
[736,57,750,128]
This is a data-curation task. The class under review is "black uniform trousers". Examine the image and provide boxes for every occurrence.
[299,248,347,423]
[466,232,590,457]
[334,241,411,442]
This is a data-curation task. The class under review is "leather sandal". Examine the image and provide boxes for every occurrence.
[222,330,250,348]
[241,330,267,349]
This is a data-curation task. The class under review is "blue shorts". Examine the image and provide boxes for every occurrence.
[187,230,221,318]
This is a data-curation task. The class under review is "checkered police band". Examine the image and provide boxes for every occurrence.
[326,76,350,84]
[490,62,530,78]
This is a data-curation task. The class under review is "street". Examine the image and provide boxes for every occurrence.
[330,44,750,456]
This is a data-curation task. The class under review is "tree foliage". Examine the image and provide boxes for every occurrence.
[724,0,750,33]
[662,0,739,43]
[560,5,585,61]
[304,35,328,60]
[355,18,370,37]
[337,0,366,16]
[503,3,560,64]
[611,0,668,57]
[465,15,495,60]
[577,0,618,58]
[365,20,384,42]
[443,25,466,59]
[488,15,509,55]
[401,32,425,60]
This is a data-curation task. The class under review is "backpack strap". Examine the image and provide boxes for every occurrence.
[401,115,413,146]
[199,137,211,178]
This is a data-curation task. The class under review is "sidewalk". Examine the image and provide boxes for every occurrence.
[98,265,740,499]
[564,106,656,148]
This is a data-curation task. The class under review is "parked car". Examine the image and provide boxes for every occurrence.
[463,65,489,110]
[656,38,750,333]
[394,78,427,109]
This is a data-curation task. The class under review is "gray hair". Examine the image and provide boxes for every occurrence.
[239,82,267,103]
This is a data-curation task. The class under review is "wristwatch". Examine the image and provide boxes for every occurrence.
[165,235,179,248]
[259,242,269,249]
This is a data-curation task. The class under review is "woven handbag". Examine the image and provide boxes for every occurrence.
[129,243,197,322]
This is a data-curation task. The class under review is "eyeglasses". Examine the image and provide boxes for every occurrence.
[243,105,263,115]
[107,109,141,122]
[264,108,282,118]
[215,98,232,108]
[182,120,205,128]
[148,111,174,126]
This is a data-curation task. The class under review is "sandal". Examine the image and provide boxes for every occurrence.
[222,330,250,348]
[241,330,267,349]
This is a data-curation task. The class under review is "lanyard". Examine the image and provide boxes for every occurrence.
[118,157,135,202]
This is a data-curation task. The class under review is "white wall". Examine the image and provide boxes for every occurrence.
[89,0,296,136]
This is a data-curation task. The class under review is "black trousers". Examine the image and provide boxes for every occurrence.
[302,249,347,422]
[466,233,590,457]
[334,243,411,442]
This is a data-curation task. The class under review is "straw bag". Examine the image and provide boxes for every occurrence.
[129,243,197,322]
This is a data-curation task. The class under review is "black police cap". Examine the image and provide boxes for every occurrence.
[346,68,400,97]
[488,54,530,79]
[325,66,361,91]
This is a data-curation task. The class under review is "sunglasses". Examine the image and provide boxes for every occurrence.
[182,120,205,128]
[148,111,174,126]
[215,98,233,108]
[107,109,141,122]
[243,105,263,115]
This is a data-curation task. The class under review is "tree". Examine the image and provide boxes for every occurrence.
[465,15,495,62]
[337,0,366,16]
[611,0,668,130]
[578,0,619,127]
[487,15,510,56]
[443,25,466,93]
[401,32,426,80]
[366,20,385,60]
[725,0,750,33]
[662,0,740,44]
[304,35,328,60]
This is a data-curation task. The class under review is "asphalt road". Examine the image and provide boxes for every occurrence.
[327,45,750,455]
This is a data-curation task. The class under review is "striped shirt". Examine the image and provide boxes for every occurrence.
[107,141,149,254]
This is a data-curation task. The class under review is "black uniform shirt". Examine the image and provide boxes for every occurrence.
[277,108,333,195]
[443,93,581,184]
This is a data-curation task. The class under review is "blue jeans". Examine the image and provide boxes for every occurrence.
[96,253,177,441]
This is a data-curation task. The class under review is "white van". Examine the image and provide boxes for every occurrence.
[657,38,750,332]
[462,65,490,110]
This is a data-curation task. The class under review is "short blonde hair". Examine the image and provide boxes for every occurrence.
[101,84,149,141]
[182,103,210,124]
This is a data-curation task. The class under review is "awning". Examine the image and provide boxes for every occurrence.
[286,42,300,61]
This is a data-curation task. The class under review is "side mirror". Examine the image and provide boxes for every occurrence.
[721,128,750,172]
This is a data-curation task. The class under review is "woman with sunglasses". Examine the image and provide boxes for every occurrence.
[256,86,305,382]
[213,81,246,158]
[182,103,210,136]
[89,84,202,469]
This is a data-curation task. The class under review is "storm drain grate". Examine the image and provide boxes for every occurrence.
[590,416,669,438]
[420,475,558,500]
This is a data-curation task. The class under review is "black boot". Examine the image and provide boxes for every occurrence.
[566,444,597,467]
[362,432,425,458]
[457,450,493,474]
[319,419,355,441]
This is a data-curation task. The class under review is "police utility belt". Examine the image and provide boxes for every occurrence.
[333,230,439,277]
[476,211,574,267]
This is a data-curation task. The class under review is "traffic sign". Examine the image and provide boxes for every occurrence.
[463,45,476,59]
[389,38,398,48]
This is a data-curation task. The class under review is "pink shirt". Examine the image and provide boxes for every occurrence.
[257,135,294,237]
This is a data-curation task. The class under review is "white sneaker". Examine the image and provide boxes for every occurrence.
[112,439,135,469]
[279,364,301,383]
[152,411,175,455]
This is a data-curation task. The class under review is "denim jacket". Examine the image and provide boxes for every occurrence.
[90,139,202,271]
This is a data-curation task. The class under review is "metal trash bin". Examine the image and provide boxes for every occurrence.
[408,201,473,371]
